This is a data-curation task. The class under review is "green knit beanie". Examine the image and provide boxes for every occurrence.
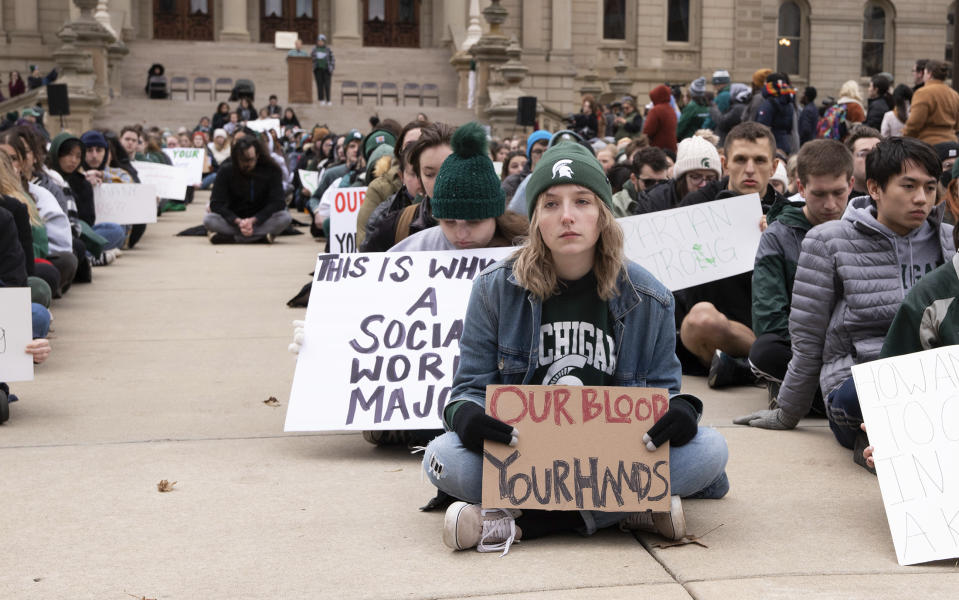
[431,122,505,220]
[525,142,613,218]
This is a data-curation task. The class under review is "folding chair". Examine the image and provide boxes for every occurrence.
[214,77,233,100]
[341,80,359,104]
[422,83,440,107]
[360,81,379,105]
[193,76,213,102]
[170,76,189,100]
[380,82,399,105]
[403,82,421,106]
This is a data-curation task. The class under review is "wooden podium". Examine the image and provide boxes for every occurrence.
[287,56,313,104]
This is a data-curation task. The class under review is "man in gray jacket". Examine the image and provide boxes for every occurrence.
[735,137,953,454]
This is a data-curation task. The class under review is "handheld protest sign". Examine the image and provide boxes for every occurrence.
[852,346,959,565]
[285,248,512,431]
[93,183,158,225]
[618,194,763,292]
[162,148,204,184]
[130,161,187,200]
[0,288,33,382]
[329,187,366,253]
[299,170,320,196]
[481,385,671,512]
[247,118,281,137]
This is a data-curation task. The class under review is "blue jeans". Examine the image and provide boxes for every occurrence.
[423,426,729,535]
[825,377,861,449]
[92,222,127,250]
[201,172,217,190]
[32,303,50,338]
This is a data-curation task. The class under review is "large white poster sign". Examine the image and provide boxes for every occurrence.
[93,183,158,225]
[852,346,959,565]
[298,170,320,196]
[329,187,367,253]
[285,248,514,431]
[130,161,187,200]
[247,118,281,137]
[0,288,33,382]
[162,148,204,184]
[618,194,763,291]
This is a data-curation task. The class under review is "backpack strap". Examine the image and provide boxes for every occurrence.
[394,203,419,246]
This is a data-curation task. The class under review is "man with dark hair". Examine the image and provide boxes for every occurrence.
[736,138,954,463]
[844,125,881,199]
[612,96,643,140]
[673,121,782,387]
[748,139,854,409]
[903,59,959,145]
[610,146,669,216]
[203,136,291,243]
[266,94,282,117]
[912,58,929,92]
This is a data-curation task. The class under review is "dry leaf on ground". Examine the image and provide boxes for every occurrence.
[651,523,723,549]
[263,396,280,407]
[156,479,177,492]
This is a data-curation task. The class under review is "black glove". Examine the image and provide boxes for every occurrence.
[452,402,517,453]
[643,394,701,450]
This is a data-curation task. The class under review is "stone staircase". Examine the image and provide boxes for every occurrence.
[93,40,475,133]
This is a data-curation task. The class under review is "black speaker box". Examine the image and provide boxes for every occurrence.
[517,96,537,126]
[47,84,70,116]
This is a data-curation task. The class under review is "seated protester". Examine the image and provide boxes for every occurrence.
[203,135,292,244]
[311,133,389,239]
[391,122,528,252]
[265,95,282,117]
[194,116,212,135]
[636,135,722,216]
[118,126,142,167]
[362,122,454,252]
[290,132,333,212]
[223,112,241,137]
[47,133,125,264]
[0,133,76,296]
[136,132,173,165]
[189,131,215,188]
[207,128,231,173]
[236,97,256,123]
[360,145,424,252]
[735,137,954,453]
[611,147,669,217]
[845,126,881,200]
[502,130,549,206]
[81,130,133,183]
[673,122,782,386]
[769,160,789,196]
[506,130,593,216]
[423,142,729,553]
[309,129,364,217]
[211,102,231,131]
[499,151,527,181]
[352,124,418,246]
[257,108,270,120]
[280,108,300,129]
[747,140,853,411]
[676,77,710,142]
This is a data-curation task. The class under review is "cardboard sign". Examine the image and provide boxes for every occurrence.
[130,161,187,200]
[618,194,763,291]
[162,148,204,184]
[481,385,670,512]
[299,169,320,196]
[329,187,367,252]
[247,118,281,137]
[285,248,513,432]
[93,183,158,225]
[852,346,959,565]
[0,287,33,382]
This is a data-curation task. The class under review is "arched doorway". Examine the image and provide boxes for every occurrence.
[261,0,318,44]
[153,0,214,40]
[363,0,420,48]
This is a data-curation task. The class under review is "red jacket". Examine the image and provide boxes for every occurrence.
[643,85,678,154]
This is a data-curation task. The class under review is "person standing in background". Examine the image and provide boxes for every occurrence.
[311,34,335,106]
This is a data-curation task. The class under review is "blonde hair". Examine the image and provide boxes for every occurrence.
[0,151,40,226]
[838,80,863,104]
[512,193,625,301]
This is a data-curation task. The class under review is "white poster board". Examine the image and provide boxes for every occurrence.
[247,118,281,137]
[285,248,513,431]
[131,161,187,200]
[299,170,320,196]
[274,31,298,49]
[329,187,367,253]
[617,194,763,291]
[0,287,33,382]
[93,183,159,225]
[852,346,959,565]
[162,148,204,184]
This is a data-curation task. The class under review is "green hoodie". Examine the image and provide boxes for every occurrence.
[881,254,959,357]
[751,202,813,338]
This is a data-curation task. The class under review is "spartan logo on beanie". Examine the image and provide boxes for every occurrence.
[552,159,574,179]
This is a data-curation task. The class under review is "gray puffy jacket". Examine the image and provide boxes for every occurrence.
[777,196,955,421]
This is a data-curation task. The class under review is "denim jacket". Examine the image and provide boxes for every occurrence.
[443,257,686,430]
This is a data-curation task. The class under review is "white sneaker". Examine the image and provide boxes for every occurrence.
[443,502,522,555]
[621,495,686,540]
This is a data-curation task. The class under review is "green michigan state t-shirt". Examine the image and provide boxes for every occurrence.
[532,271,616,386]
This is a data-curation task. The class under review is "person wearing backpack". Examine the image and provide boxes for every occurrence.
[817,81,866,140]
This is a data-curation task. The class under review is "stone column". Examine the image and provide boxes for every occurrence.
[10,0,42,44]
[68,0,114,101]
[331,0,360,46]
[219,0,250,42]
[111,0,135,40]
[470,0,509,117]
[95,0,119,40]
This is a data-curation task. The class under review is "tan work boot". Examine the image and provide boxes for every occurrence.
[621,495,686,540]
[443,502,522,555]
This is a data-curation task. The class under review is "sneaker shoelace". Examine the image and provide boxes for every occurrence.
[477,509,518,556]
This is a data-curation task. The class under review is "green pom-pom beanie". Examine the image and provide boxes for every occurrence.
[525,142,613,218]
[430,122,505,220]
